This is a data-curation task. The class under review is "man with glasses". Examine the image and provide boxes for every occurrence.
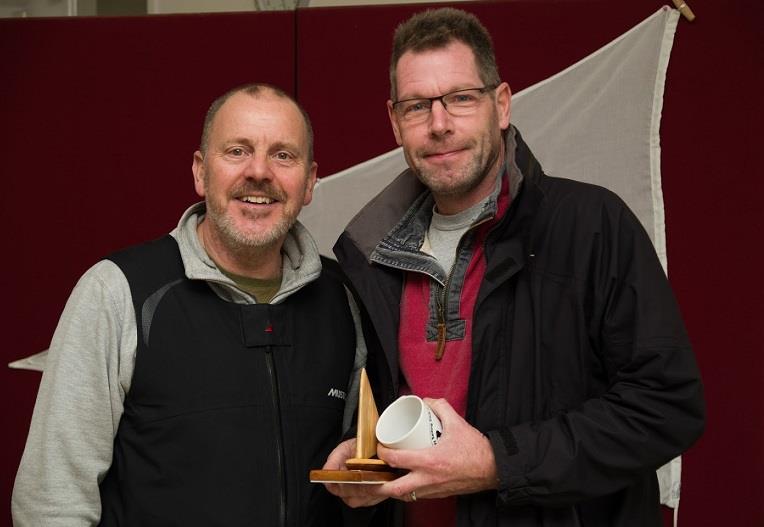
[323,8,704,527]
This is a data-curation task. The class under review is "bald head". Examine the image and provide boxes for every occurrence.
[200,83,314,164]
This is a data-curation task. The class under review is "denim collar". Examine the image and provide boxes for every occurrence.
[370,151,506,284]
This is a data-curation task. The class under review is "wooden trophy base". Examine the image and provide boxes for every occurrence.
[310,457,397,484]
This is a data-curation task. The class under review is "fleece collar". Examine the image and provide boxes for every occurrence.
[170,202,323,304]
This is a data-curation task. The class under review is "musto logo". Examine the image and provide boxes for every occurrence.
[327,388,347,400]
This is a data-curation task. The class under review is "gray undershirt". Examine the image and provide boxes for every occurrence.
[423,175,502,275]
[423,198,488,276]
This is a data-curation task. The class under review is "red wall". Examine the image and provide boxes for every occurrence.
[0,11,295,525]
[659,1,764,522]
[1,1,762,525]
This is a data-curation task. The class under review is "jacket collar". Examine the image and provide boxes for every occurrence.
[341,125,534,264]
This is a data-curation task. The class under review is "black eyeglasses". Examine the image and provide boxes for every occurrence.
[392,85,499,123]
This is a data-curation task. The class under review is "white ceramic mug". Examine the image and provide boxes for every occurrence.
[376,395,443,450]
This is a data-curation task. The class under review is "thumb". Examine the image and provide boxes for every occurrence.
[324,438,355,469]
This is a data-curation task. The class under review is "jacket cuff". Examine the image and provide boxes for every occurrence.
[487,428,519,507]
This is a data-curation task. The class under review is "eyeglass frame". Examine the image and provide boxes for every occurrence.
[391,84,500,121]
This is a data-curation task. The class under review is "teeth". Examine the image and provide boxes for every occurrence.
[240,196,274,204]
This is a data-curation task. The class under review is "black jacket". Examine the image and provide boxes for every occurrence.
[100,236,356,527]
[334,127,705,526]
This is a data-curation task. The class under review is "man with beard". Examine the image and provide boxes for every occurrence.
[322,8,704,527]
[13,84,365,526]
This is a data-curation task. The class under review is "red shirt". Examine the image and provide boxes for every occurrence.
[398,177,510,527]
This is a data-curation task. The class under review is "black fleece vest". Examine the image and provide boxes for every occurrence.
[98,235,355,527]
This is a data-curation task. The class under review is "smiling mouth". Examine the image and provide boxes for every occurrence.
[238,195,276,205]
[424,147,466,158]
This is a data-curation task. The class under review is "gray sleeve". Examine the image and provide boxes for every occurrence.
[12,260,137,526]
[342,287,367,434]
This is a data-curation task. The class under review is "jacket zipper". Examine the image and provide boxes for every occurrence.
[434,216,492,360]
[265,347,287,526]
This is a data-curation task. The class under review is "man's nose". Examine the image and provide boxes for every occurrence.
[428,99,453,136]
[243,153,272,180]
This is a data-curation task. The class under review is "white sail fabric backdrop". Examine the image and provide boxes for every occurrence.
[10,5,683,517]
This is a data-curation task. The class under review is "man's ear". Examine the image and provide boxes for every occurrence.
[387,100,403,146]
[495,82,512,130]
[192,151,206,198]
[303,161,318,206]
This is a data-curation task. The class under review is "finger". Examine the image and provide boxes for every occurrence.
[378,470,429,501]
[323,482,342,497]
[331,483,390,508]
[424,397,458,424]
[376,443,415,469]
[377,442,435,471]
[324,482,358,498]
[322,438,356,470]
[326,483,386,508]
[344,494,389,508]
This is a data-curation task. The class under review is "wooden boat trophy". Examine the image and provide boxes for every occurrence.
[310,368,398,483]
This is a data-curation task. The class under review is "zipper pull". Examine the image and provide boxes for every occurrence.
[435,322,446,361]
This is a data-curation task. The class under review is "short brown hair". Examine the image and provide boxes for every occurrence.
[199,83,314,164]
[389,8,500,101]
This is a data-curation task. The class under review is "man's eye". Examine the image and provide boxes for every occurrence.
[274,151,294,161]
[451,93,477,103]
[228,148,245,156]
[404,101,429,114]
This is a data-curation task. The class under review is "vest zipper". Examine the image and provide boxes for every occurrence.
[265,347,287,526]
[434,216,492,360]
